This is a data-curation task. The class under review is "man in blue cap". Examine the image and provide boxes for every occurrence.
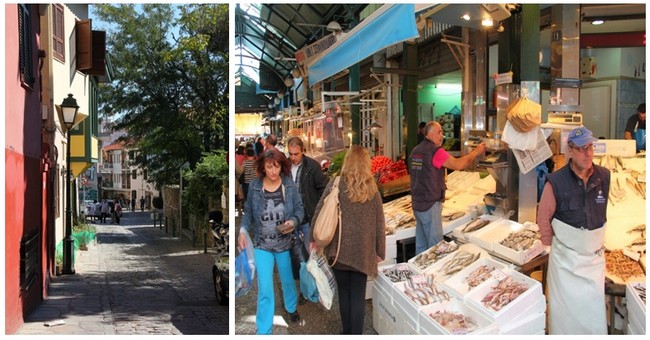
[537,126,610,334]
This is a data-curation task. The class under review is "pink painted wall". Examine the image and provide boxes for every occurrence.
[4,4,46,334]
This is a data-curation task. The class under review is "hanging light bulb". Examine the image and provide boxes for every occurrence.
[284,77,294,87]
[277,90,285,99]
[291,68,301,78]
[274,97,281,105]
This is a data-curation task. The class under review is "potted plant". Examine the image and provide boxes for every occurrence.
[55,253,63,275]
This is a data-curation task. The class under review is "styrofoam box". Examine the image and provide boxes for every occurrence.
[385,233,397,249]
[392,279,452,323]
[626,320,643,335]
[499,311,546,335]
[408,240,460,273]
[469,218,523,253]
[423,243,491,284]
[419,298,498,335]
[441,257,509,300]
[491,223,545,266]
[625,281,646,329]
[452,214,502,243]
[627,308,645,335]
[375,263,413,301]
[465,268,545,328]
[442,210,473,236]
[373,281,404,334]
[402,307,420,334]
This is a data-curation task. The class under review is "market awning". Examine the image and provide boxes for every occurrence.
[307,4,419,85]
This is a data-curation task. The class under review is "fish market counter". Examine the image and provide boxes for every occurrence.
[372,239,547,334]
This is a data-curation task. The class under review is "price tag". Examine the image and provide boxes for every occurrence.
[491,268,508,281]
[623,248,641,262]
[396,263,410,271]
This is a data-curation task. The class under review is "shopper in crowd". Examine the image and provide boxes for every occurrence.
[311,146,385,335]
[409,121,486,255]
[114,201,123,225]
[109,200,116,224]
[537,126,610,334]
[93,200,100,221]
[287,136,329,251]
[624,102,646,152]
[238,148,304,334]
[416,121,426,144]
[100,200,110,223]
[265,134,278,151]
[241,147,257,200]
[235,144,246,166]
[254,136,264,158]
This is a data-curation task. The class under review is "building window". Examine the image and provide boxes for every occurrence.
[18,4,35,87]
[52,4,65,62]
[132,170,137,180]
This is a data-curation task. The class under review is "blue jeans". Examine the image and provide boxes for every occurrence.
[413,201,443,255]
[254,248,298,335]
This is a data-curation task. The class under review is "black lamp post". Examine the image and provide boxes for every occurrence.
[61,93,79,275]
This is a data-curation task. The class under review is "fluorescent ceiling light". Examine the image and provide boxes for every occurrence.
[591,19,604,25]
[462,14,471,21]
[482,18,494,26]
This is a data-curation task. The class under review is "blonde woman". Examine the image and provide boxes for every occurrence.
[311,146,386,334]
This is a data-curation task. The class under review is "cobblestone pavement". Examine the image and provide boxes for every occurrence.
[16,210,229,335]
[233,207,378,335]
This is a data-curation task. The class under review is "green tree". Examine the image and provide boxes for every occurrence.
[92,4,228,188]
[183,151,228,231]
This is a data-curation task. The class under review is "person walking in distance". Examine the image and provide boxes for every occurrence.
[409,121,486,255]
[311,146,386,334]
[140,196,145,212]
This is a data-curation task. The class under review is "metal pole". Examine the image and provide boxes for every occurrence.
[62,130,75,274]
[179,169,182,239]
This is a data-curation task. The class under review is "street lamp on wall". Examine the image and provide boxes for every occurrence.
[61,93,79,275]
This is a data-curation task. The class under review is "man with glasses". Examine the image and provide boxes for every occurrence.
[537,126,610,334]
[624,103,645,152]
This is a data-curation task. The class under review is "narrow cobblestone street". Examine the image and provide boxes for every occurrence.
[16,210,228,335]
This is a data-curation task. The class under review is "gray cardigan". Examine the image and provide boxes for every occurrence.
[311,177,386,278]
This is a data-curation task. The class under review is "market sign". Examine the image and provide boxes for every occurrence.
[494,71,513,85]
[295,33,339,66]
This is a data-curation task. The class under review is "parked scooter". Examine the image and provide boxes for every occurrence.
[209,211,229,306]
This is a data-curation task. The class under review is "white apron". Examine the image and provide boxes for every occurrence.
[547,218,607,335]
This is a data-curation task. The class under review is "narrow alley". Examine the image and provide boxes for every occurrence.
[16,210,228,335]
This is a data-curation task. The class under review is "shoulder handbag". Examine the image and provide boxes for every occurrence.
[312,176,342,265]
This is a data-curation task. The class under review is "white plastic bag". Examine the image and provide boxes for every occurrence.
[306,248,337,310]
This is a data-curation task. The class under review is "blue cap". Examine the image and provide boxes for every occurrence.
[567,126,598,147]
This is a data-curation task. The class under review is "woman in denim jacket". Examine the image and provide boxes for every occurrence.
[238,148,304,334]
